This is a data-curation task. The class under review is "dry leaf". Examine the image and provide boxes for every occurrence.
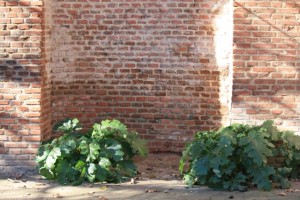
[146,189,159,193]
[277,192,287,196]
[99,196,108,200]
[13,171,24,179]
[35,183,46,186]
[286,188,294,192]
[148,174,156,179]
[7,178,20,183]
[53,193,63,198]
[130,178,137,184]
[99,186,107,191]
[88,192,96,195]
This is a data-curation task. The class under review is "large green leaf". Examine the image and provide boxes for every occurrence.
[282,131,300,150]
[101,119,127,134]
[106,139,124,161]
[189,142,207,160]
[79,139,100,162]
[239,130,274,166]
[39,167,55,180]
[250,166,275,191]
[60,139,77,155]
[124,132,148,157]
[261,120,280,141]
[92,120,128,140]
[35,149,50,163]
[95,166,108,182]
[45,147,61,169]
[87,142,100,162]
[75,160,86,178]
[117,160,137,177]
[214,134,234,158]
[183,174,195,186]
[222,162,236,176]
[99,157,111,169]
[54,118,82,134]
[210,157,221,171]
[218,128,237,145]
[55,159,78,185]
[91,123,111,140]
[79,139,89,155]
[273,167,292,189]
[179,142,192,173]
[193,156,209,176]
[223,172,247,191]
[87,163,97,182]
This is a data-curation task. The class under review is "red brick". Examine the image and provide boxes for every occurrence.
[1,0,300,167]
[23,136,41,142]
[232,0,300,134]
[272,110,283,115]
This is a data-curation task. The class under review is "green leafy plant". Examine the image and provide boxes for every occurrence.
[36,118,148,185]
[180,120,300,191]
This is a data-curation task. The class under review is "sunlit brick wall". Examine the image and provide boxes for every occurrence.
[0,0,50,166]
[231,0,300,134]
[49,0,233,152]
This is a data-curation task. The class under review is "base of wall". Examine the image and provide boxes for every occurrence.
[0,165,37,179]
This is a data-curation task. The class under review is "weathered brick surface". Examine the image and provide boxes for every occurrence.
[41,0,52,141]
[0,0,50,166]
[231,1,300,133]
[2,0,299,167]
[49,0,233,152]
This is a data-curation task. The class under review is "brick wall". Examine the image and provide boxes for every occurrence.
[231,1,300,133]
[41,0,52,141]
[49,0,233,152]
[0,0,50,167]
[2,0,299,168]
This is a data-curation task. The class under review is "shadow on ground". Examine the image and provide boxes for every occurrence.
[0,174,299,200]
[0,153,299,200]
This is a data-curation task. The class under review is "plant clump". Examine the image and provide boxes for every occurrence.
[36,118,148,185]
[179,120,300,191]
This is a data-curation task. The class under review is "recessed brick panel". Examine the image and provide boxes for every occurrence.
[49,0,233,152]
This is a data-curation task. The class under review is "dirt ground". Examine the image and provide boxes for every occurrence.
[0,153,300,200]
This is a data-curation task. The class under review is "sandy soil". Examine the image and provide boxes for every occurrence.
[0,153,299,200]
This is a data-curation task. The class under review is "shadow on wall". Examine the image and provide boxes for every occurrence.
[232,0,300,132]
[0,59,41,166]
[0,0,48,167]
[48,0,233,152]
